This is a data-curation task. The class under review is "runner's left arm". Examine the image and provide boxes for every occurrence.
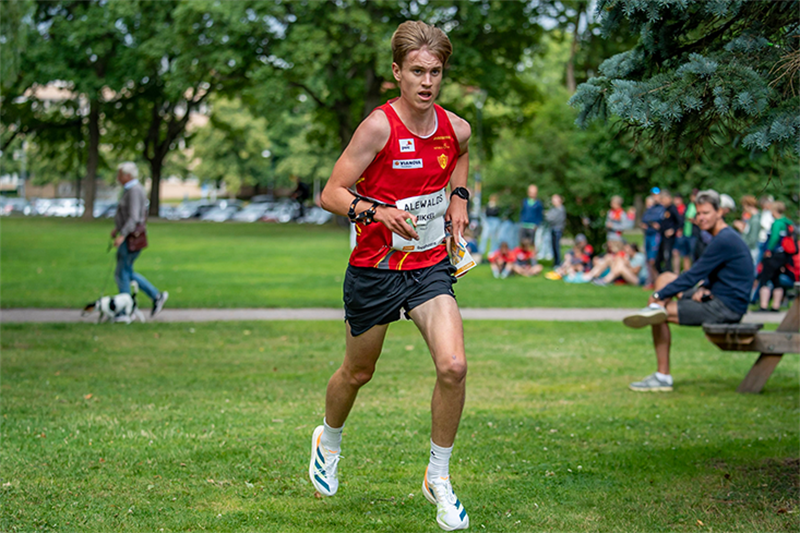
[445,112,472,241]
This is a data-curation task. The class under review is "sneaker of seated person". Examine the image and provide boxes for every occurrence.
[622,303,667,328]
[629,372,673,392]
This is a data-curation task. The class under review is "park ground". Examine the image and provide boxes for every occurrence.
[1,218,798,532]
[3,218,651,309]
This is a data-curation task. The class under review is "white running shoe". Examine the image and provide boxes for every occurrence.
[622,303,668,328]
[309,425,340,496]
[422,467,469,531]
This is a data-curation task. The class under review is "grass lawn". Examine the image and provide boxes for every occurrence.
[2,320,797,532]
[1,218,650,309]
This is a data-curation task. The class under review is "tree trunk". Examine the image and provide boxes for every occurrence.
[336,103,354,151]
[81,99,100,220]
[148,158,162,218]
[566,7,584,93]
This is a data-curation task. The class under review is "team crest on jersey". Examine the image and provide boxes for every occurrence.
[393,159,423,169]
[438,154,448,169]
[399,139,415,153]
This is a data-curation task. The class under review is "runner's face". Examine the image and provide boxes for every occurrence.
[393,48,443,110]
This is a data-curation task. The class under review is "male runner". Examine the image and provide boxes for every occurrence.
[309,20,471,531]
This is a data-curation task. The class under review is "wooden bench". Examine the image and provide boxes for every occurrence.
[703,288,800,393]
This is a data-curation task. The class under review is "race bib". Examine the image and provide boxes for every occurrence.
[392,188,447,252]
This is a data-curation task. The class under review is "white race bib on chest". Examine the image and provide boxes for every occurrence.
[392,188,448,252]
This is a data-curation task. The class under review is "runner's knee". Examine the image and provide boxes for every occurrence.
[342,366,375,388]
[436,356,467,386]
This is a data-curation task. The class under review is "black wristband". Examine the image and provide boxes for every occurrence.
[450,187,469,201]
[347,197,361,222]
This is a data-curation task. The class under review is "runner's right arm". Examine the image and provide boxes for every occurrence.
[320,111,419,241]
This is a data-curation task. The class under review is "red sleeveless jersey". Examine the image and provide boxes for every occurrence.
[349,99,461,270]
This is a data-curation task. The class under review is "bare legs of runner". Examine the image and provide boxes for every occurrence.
[324,294,466,446]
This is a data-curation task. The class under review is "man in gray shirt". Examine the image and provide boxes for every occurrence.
[112,162,168,317]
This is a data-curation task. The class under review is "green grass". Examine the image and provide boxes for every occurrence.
[2,320,797,532]
[2,218,649,309]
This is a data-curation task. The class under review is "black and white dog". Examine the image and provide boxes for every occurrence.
[82,281,146,324]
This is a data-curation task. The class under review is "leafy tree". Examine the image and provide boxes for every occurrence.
[569,0,800,158]
[2,0,134,216]
[484,34,797,245]
[189,97,272,195]
[247,0,545,152]
[108,0,281,215]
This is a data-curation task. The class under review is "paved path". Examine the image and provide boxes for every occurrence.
[1,307,786,324]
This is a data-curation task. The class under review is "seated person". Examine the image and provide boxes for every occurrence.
[573,240,625,283]
[488,241,513,279]
[549,234,592,279]
[509,239,543,278]
[592,243,648,286]
[621,190,754,392]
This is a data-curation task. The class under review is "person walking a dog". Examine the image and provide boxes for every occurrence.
[112,162,168,318]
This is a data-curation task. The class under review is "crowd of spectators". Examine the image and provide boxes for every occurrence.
[474,183,797,309]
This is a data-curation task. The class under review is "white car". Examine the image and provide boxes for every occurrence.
[45,198,84,217]
[231,202,272,222]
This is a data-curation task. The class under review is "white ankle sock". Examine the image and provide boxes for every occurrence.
[427,440,453,481]
[656,372,673,385]
[321,418,343,452]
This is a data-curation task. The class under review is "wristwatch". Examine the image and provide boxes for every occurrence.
[450,187,470,201]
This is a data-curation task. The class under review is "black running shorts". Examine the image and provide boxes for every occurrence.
[343,258,457,336]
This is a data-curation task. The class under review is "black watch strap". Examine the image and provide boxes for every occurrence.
[450,187,469,201]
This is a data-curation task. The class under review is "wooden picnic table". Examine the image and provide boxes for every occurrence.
[703,284,800,393]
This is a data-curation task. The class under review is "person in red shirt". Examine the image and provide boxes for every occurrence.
[488,241,513,278]
[510,239,543,277]
[310,21,471,531]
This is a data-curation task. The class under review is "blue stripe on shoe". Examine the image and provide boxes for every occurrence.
[314,474,330,492]
[455,499,461,509]
[459,507,467,520]
[315,459,324,474]
[316,446,324,463]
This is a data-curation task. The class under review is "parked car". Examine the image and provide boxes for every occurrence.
[30,198,54,216]
[297,206,333,225]
[159,204,179,219]
[93,201,117,218]
[175,200,215,219]
[261,199,300,223]
[250,194,275,204]
[231,202,272,222]
[201,203,242,222]
[1,198,32,216]
[45,198,84,217]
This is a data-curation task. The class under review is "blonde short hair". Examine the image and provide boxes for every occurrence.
[391,21,452,68]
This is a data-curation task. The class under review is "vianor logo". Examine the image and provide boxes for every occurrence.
[393,159,423,170]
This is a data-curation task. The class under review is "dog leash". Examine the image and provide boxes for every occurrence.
[97,239,116,300]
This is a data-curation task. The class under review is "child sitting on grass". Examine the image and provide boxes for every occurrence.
[488,241,514,279]
[509,239,543,277]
